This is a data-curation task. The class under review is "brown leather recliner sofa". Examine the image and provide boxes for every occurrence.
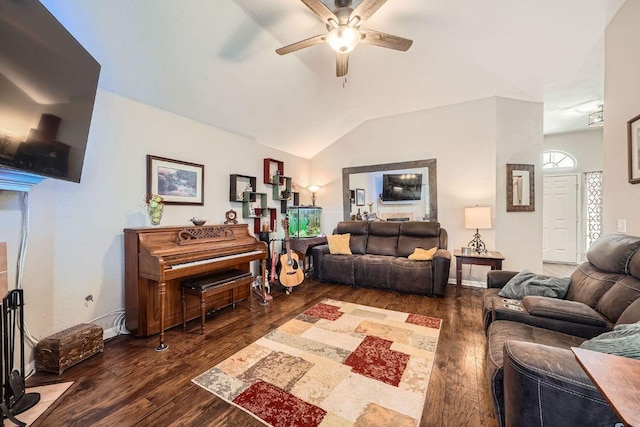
[483,234,640,427]
[312,221,451,296]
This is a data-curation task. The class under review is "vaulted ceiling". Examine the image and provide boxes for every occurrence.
[40,0,625,158]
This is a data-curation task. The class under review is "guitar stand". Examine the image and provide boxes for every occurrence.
[1,290,40,426]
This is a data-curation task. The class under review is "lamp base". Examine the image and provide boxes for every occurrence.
[468,229,487,254]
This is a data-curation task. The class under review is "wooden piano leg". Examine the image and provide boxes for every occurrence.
[156,281,168,352]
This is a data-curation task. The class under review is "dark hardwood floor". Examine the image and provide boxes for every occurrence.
[26,281,497,427]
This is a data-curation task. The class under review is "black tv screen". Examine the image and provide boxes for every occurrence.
[382,173,422,201]
[0,0,100,184]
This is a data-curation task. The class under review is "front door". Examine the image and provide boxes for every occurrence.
[543,175,579,263]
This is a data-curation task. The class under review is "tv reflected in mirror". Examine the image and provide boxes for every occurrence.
[0,0,100,185]
[381,173,422,201]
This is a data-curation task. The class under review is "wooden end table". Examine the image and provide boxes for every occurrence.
[572,347,640,426]
[453,249,505,297]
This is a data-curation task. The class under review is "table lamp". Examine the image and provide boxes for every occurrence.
[464,206,491,254]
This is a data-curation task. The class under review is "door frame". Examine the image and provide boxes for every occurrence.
[543,173,581,264]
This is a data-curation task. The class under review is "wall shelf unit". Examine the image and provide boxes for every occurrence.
[281,192,300,214]
[263,158,284,185]
[229,174,256,202]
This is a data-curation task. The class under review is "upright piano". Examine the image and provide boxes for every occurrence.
[124,223,268,350]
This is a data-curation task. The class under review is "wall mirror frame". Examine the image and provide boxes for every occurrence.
[506,163,535,212]
[342,159,437,221]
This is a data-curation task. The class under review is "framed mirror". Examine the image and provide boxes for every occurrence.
[506,164,534,212]
[342,159,437,221]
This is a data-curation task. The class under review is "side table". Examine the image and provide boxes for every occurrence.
[453,249,505,297]
[572,347,640,426]
[289,236,328,276]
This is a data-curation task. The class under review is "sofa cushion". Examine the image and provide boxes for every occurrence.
[522,296,609,327]
[354,254,393,289]
[579,321,640,359]
[617,297,640,326]
[564,263,623,308]
[389,257,434,295]
[595,274,640,324]
[336,221,369,255]
[586,233,640,274]
[408,247,437,260]
[327,233,352,255]
[498,270,570,299]
[397,222,441,257]
[366,222,400,256]
[320,254,358,285]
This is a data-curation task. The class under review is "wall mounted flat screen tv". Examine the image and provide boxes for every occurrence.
[0,0,100,184]
[382,173,422,201]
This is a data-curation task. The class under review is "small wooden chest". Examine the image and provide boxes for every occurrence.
[35,323,104,375]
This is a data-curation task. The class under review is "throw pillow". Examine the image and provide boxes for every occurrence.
[579,321,640,360]
[408,247,437,261]
[327,233,352,255]
[498,269,571,300]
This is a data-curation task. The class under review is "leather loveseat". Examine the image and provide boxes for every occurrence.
[312,221,451,296]
[483,234,640,427]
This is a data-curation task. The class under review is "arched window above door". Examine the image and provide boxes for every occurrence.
[543,150,576,169]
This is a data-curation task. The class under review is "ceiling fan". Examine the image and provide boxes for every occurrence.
[276,0,413,77]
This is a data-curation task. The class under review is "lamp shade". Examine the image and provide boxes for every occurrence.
[307,185,320,193]
[465,206,491,229]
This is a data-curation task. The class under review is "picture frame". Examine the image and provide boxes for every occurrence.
[506,164,534,212]
[628,114,640,184]
[356,188,365,206]
[147,155,204,205]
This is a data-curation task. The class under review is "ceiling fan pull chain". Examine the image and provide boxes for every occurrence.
[343,77,348,88]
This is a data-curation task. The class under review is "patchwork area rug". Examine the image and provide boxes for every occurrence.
[193,299,441,427]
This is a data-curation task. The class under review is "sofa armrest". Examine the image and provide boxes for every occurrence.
[523,296,610,328]
[432,249,452,296]
[311,244,330,280]
[503,340,620,426]
[487,270,518,289]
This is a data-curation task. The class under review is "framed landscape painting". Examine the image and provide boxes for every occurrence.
[628,114,640,184]
[356,188,365,206]
[147,155,204,205]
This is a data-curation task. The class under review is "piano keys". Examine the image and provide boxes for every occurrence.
[124,223,268,351]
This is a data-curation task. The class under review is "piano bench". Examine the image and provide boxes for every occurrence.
[181,270,253,334]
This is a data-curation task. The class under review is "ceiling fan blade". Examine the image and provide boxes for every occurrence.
[300,0,338,24]
[360,29,413,51]
[336,52,349,77]
[276,34,326,55]
[350,0,387,25]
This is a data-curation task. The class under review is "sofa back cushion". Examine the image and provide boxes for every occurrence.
[565,263,623,308]
[397,222,442,257]
[586,233,640,274]
[366,222,400,256]
[617,297,640,326]
[596,275,640,324]
[336,221,369,254]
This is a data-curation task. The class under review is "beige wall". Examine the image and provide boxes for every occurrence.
[0,90,311,363]
[544,129,603,173]
[311,96,544,282]
[603,0,640,236]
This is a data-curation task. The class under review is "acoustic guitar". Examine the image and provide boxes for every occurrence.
[277,217,304,292]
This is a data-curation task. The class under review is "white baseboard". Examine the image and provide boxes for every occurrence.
[448,278,486,289]
[103,326,120,340]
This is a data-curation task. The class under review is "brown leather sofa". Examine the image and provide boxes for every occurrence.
[483,234,640,427]
[312,221,451,296]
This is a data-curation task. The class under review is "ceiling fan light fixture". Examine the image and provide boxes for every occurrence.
[327,25,361,53]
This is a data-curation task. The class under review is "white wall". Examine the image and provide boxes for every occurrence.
[495,97,544,273]
[0,90,311,362]
[311,96,544,282]
[603,0,640,236]
[544,129,603,173]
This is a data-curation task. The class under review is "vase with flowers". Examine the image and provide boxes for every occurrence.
[145,194,164,226]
